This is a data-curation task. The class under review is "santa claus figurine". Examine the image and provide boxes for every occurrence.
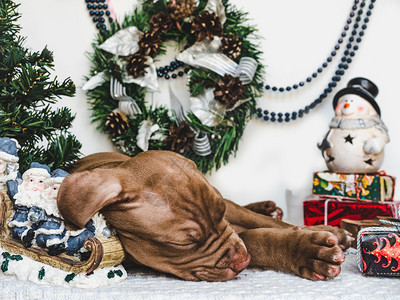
[318,77,389,173]
[8,163,51,247]
[0,137,20,194]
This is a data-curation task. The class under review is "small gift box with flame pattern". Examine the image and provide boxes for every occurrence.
[358,225,400,276]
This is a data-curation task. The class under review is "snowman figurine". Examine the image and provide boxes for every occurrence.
[318,77,389,173]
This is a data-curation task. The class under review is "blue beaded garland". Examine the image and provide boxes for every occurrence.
[85,0,112,31]
[260,0,366,94]
[257,0,375,123]
[155,61,189,80]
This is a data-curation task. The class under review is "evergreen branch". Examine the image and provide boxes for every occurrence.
[0,0,20,46]
[0,0,81,170]
[121,7,151,32]
[43,135,82,170]
[18,145,45,173]
[188,69,220,96]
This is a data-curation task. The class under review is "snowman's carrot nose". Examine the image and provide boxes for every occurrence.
[344,103,350,108]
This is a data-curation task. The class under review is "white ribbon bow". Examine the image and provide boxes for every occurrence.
[98,26,141,56]
[85,26,159,92]
[176,37,258,85]
[136,120,160,151]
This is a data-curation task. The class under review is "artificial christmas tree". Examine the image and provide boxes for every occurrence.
[0,0,81,172]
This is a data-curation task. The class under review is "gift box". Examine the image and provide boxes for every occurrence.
[312,171,395,202]
[340,218,395,248]
[303,198,398,227]
[358,226,400,276]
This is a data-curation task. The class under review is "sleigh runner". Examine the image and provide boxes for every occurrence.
[0,189,126,274]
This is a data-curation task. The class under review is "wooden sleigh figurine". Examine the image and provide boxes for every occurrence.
[0,189,126,274]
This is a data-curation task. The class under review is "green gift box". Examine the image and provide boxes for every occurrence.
[313,171,395,202]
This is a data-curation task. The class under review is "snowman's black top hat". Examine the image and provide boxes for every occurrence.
[333,77,380,116]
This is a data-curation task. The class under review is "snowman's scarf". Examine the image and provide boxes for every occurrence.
[329,115,389,135]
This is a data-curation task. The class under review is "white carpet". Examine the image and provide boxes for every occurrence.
[1,250,400,300]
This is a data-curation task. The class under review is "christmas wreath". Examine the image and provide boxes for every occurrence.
[84,0,263,173]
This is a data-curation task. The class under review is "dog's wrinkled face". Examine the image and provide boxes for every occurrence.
[103,172,250,282]
[57,151,250,282]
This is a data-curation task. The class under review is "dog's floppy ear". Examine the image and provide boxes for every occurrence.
[57,169,127,230]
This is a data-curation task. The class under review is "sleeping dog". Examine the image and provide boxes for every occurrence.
[57,151,352,282]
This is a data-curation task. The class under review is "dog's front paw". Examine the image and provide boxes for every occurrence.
[239,227,345,281]
[244,201,283,220]
[304,225,354,250]
[290,228,344,281]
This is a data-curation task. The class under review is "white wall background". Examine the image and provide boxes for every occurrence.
[15,0,400,224]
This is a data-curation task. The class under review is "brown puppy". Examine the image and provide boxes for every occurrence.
[57,151,352,282]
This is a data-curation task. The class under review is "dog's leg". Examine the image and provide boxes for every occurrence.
[239,227,344,280]
[224,199,353,250]
[224,199,292,231]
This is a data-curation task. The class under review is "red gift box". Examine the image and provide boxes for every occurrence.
[303,198,398,227]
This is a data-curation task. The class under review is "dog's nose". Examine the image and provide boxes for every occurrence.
[216,241,251,273]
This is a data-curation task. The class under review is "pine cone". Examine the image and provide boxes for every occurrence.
[126,54,149,78]
[164,121,195,153]
[221,34,242,59]
[105,112,130,136]
[167,0,196,21]
[150,12,174,34]
[138,31,162,57]
[191,11,223,42]
[214,74,246,109]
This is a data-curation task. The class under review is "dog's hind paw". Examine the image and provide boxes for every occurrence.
[244,201,283,220]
